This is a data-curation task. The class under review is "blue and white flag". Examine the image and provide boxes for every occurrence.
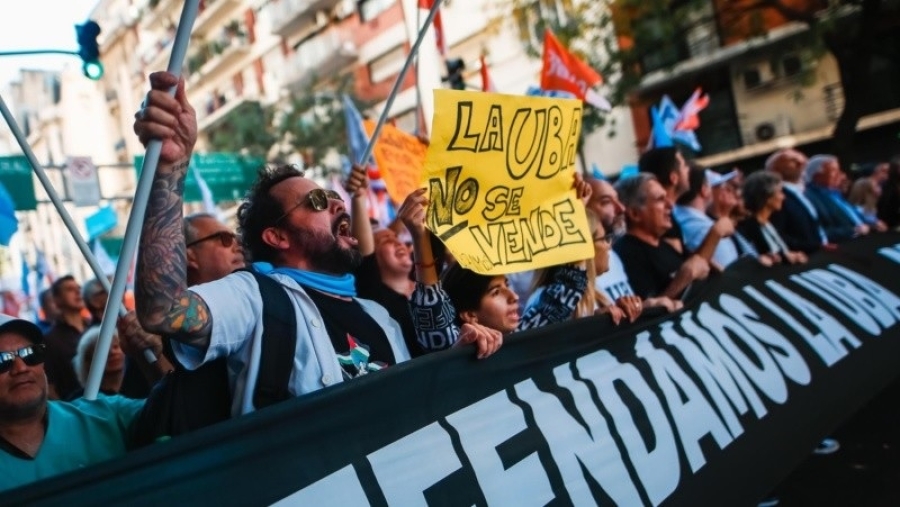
[0,182,18,246]
[342,94,374,168]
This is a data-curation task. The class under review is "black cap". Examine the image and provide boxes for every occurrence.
[0,314,43,345]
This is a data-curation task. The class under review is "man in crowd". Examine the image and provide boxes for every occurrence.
[674,167,754,270]
[767,148,830,254]
[184,212,246,286]
[34,289,58,335]
[639,148,732,266]
[0,313,143,490]
[803,154,886,243]
[132,72,499,417]
[613,173,709,300]
[81,277,110,326]
[589,176,683,313]
[42,275,90,400]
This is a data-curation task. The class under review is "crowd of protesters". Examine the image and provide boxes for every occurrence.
[1,70,899,492]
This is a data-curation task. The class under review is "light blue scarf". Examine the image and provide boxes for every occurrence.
[252,262,357,297]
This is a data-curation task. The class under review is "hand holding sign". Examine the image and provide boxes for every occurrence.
[421,90,593,275]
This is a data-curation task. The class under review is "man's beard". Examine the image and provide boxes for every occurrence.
[0,383,47,421]
[290,220,362,274]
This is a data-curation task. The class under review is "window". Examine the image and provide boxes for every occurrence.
[368,45,405,83]
[780,54,803,78]
[358,0,394,22]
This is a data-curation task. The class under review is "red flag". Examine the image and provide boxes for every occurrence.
[479,55,495,92]
[418,0,447,56]
[540,29,603,104]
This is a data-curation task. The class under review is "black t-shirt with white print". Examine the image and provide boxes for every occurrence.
[304,288,396,380]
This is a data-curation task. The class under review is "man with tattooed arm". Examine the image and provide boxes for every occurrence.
[131,72,500,417]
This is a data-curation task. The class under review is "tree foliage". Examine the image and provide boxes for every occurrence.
[500,0,900,163]
[204,74,375,175]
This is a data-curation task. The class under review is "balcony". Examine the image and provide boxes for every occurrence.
[268,0,342,38]
[638,22,808,94]
[141,37,175,74]
[197,92,251,133]
[141,0,179,33]
[282,30,357,91]
[187,25,252,86]
[193,0,242,38]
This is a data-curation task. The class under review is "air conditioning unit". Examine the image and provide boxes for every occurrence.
[741,61,775,90]
[753,115,793,142]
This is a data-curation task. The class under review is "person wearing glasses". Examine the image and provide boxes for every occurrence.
[0,314,143,490]
[525,211,643,326]
[184,213,246,286]
[613,173,710,301]
[132,72,498,417]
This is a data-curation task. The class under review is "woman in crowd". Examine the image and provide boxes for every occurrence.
[69,326,127,399]
[737,171,808,265]
[399,174,592,344]
[525,211,642,325]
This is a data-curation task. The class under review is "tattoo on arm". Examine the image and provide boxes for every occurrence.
[136,161,212,346]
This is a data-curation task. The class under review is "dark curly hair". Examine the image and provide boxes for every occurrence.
[236,164,305,263]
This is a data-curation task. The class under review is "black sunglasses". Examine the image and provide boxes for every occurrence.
[0,344,46,374]
[187,231,237,248]
[277,188,343,223]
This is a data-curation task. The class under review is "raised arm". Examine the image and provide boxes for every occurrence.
[346,164,374,256]
[132,72,211,347]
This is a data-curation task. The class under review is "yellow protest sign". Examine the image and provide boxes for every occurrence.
[423,89,593,275]
[363,120,427,205]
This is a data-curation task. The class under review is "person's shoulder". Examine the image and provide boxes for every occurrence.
[68,394,145,415]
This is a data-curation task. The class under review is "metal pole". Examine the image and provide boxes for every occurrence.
[360,0,444,165]
[0,95,125,315]
[84,0,201,400]
[0,49,79,57]
[413,5,422,136]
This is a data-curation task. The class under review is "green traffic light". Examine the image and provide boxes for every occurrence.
[83,61,104,80]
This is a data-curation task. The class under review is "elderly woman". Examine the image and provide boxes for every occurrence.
[736,171,808,265]
[69,327,127,400]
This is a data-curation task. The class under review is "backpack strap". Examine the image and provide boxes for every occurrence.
[242,269,298,409]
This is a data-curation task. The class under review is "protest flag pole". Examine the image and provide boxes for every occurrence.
[360,0,444,165]
[0,96,127,316]
[413,5,423,136]
[84,0,201,400]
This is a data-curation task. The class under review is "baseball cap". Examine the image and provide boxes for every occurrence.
[706,169,739,188]
[0,314,44,345]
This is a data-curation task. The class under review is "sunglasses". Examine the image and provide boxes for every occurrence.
[277,188,343,223]
[187,231,237,248]
[0,344,46,374]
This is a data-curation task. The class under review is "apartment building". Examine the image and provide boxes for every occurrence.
[1,67,133,283]
[617,0,900,171]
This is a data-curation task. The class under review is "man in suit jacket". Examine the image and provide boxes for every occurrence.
[803,154,875,243]
[767,149,830,254]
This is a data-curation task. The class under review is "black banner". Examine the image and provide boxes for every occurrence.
[10,234,900,506]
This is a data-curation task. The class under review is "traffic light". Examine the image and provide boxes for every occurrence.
[445,58,466,90]
[75,20,104,80]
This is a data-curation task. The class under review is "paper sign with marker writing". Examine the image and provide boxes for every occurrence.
[423,89,593,275]
[363,120,427,205]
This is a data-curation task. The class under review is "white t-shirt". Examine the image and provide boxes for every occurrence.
[595,251,635,301]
